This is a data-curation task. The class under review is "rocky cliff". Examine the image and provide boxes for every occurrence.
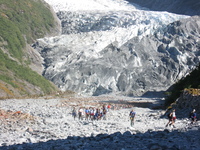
[175,89,200,117]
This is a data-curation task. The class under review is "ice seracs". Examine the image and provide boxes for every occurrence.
[44,0,138,12]
[34,0,199,97]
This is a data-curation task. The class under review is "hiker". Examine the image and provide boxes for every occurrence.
[166,109,176,128]
[72,107,77,120]
[102,105,108,120]
[102,108,107,120]
[166,111,173,127]
[89,107,95,121]
[190,109,197,124]
[129,109,136,126]
[99,108,103,120]
[171,109,176,127]
[85,108,90,121]
[78,107,84,120]
[94,108,101,121]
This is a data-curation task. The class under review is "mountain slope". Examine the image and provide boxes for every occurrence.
[127,0,200,16]
[0,0,61,98]
[165,62,200,106]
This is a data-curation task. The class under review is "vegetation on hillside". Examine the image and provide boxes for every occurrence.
[0,0,55,41]
[0,16,25,60]
[0,0,55,60]
[0,0,59,98]
[0,49,56,94]
[165,63,200,106]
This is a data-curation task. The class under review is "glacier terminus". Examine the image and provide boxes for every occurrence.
[33,0,200,96]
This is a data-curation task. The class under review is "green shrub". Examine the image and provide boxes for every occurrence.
[165,63,200,106]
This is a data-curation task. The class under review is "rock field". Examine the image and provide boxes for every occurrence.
[0,95,200,150]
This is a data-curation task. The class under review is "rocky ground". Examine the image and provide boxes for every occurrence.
[0,95,200,150]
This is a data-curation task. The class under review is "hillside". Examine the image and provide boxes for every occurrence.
[128,0,200,16]
[165,63,200,106]
[0,0,61,99]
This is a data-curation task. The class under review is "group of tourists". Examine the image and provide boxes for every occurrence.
[71,104,111,121]
[71,104,197,128]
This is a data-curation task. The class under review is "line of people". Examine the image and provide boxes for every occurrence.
[72,104,197,128]
[71,104,111,121]
[166,109,197,128]
[129,108,197,128]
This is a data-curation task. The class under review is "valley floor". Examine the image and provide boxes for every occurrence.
[0,95,199,150]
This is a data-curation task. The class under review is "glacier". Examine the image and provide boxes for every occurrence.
[33,0,200,96]
[44,0,139,12]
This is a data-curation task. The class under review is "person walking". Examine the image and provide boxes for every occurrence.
[85,108,90,121]
[129,109,136,127]
[78,107,84,120]
[166,111,173,127]
[102,105,108,120]
[171,109,176,128]
[89,107,95,121]
[166,109,176,128]
[72,107,77,120]
[190,109,197,124]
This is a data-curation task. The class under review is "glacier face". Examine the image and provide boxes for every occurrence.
[34,0,200,96]
[44,0,138,12]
